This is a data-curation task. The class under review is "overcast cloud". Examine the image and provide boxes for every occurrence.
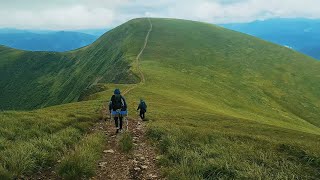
[1,0,320,30]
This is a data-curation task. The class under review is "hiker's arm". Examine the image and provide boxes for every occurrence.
[108,101,112,111]
[121,96,127,109]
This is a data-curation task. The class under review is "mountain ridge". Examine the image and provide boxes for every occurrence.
[0,18,320,179]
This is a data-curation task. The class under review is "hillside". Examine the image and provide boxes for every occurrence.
[0,19,152,110]
[0,18,320,179]
[221,18,320,60]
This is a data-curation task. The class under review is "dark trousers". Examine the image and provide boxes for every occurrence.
[114,117,123,129]
[140,110,145,120]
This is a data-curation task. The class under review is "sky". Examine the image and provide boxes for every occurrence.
[1,0,320,30]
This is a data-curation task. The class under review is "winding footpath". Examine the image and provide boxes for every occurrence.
[122,18,152,95]
[93,18,163,180]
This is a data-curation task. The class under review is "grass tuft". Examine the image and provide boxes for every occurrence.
[58,132,104,179]
[0,165,11,180]
[119,132,133,153]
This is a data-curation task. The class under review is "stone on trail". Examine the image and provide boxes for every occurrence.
[98,162,108,167]
[149,174,158,178]
[155,156,162,160]
[134,167,141,171]
[141,165,148,169]
[103,149,115,153]
[133,159,139,164]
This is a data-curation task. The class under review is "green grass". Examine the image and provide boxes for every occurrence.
[0,18,148,110]
[0,18,320,179]
[0,100,103,178]
[58,132,105,179]
[119,132,134,153]
[121,18,320,179]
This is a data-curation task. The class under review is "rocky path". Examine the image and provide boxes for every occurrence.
[92,115,162,180]
[93,18,162,180]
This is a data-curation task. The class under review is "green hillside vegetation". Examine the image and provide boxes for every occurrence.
[0,18,320,179]
[0,18,151,110]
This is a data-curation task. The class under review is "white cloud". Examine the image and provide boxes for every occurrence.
[0,0,320,29]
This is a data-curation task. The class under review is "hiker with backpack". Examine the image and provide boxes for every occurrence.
[137,99,147,120]
[110,89,127,133]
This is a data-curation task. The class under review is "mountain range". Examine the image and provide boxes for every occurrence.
[221,18,320,60]
[0,29,100,52]
[0,18,319,179]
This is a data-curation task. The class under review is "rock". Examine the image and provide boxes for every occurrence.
[134,167,141,171]
[133,159,139,164]
[57,160,61,163]
[141,165,148,169]
[103,149,115,153]
[135,154,143,157]
[156,156,162,160]
[98,162,108,167]
[140,157,145,160]
[149,174,158,178]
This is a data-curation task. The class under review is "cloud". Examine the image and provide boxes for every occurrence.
[0,0,320,29]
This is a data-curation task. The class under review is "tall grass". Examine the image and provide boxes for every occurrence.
[58,132,105,179]
[0,100,102,178]
[119,132,133,153]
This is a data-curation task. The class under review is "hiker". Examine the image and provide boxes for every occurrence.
[110,89,127,133]
[137,99,147,120]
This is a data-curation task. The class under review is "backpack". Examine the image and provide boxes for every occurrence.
[112,94,124,110]
[140,101,147,111]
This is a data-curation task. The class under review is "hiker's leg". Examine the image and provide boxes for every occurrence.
[140,111,143,119]
[119,117,123,130]
[142,112,145,119]
[114,117,119,129]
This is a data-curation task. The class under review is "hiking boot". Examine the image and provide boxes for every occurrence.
[116,129,119,134]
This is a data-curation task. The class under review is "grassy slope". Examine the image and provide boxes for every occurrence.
[0,18,152,110]
[1,18,320,179]
[122,18,320,179]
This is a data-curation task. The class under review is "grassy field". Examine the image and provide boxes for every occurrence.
[0,18,320,179]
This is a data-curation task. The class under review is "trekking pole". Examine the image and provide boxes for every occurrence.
[126,111,129,131]
[109,111,112,124]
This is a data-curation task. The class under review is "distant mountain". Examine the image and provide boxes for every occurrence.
[221,18,320,60]
[74,29,109,36]
[0,30,99,52]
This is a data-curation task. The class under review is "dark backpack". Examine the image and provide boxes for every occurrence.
[140,101,147,111]
[112,94,124,110]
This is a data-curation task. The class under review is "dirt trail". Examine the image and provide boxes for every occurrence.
[93,19,163,180]
[122,18,152,95]
[92,116,162,180]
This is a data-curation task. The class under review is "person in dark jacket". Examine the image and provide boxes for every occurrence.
[110,89,127,133]
[137,99,147,120]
